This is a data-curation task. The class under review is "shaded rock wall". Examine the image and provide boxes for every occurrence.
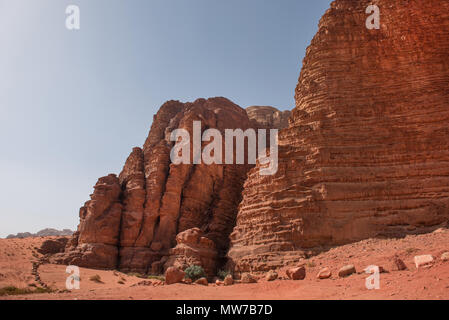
[228,0,449,273]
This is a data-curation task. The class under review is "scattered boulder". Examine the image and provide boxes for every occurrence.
[241,273,257,284]
[195,277,208,286]
[215,280,223,286]
[392,256,407,271]
[338,265,356,278]
[414,255,434,269]
[441,252,449,261]
[286,267,306,280]
[164,266,185,285]
[266,270,278,281]
[378,266,388,274]
[317,267,332,279]
[223,274,234,286]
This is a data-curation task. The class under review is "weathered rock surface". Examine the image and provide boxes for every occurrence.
[162,228,217,278]
[52,174,123,268]
[223,274,234,286]
[286,266,306,280]
[338,265,356,278]
[317,267,331,279]
[56,97,288,273]
[266,270,278,281]
[228,0,449,273]
[392,256,407,271]
[195,277,208,286]
[240,273,257,284]
[414,255,434,269]
[165,266,185,285]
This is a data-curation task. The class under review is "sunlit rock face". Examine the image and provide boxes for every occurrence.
[228,0,449,273]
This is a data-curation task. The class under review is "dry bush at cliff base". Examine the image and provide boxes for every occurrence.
[0,286,54,296]
[217,269,232,281]
[125,272,164,281]
[147,275,165,281]
[89,274,103,283]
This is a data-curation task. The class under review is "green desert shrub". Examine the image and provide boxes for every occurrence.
[147,275,165,281]
[184,265,206,281]
[217,269,232,281]
[0,286,53,296]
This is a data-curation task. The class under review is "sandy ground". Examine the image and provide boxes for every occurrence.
[0,230,448,300]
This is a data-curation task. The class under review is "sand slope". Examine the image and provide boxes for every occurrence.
[0,230,448,300]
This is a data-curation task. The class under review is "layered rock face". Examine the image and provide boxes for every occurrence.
[228,0,449,272]
[57,97,288,273]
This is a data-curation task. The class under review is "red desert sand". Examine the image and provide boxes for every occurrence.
[0,229,448,300]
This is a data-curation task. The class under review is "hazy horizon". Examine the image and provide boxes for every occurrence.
[0,0,332,238]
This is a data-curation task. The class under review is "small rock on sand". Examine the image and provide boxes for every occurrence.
[414,255,434,269]
[165,266,185,285]
[195,277,208,286]
[392,256,407,271]
[266,270,278,281]
[241,273,257,284]
[286,267,306,280]
[317,267,332,279]
[338,265,356,278]
[224,274,234,286]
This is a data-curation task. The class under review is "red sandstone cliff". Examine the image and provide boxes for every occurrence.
[228,0,449,273]
[55,98,289,275]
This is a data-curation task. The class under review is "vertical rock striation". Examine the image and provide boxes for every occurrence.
[56,97,289,275]
[228,0,449,272]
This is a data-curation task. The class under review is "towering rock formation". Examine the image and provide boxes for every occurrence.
[228,0,449,272]
[55,97,289,275]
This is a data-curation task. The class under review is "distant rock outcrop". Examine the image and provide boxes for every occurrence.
[246,106,290,130]
[54,98,288,273]
[6,228,73,239]
[228,0,449,273]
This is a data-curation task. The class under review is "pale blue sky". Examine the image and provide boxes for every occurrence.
[0,0,331,237]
